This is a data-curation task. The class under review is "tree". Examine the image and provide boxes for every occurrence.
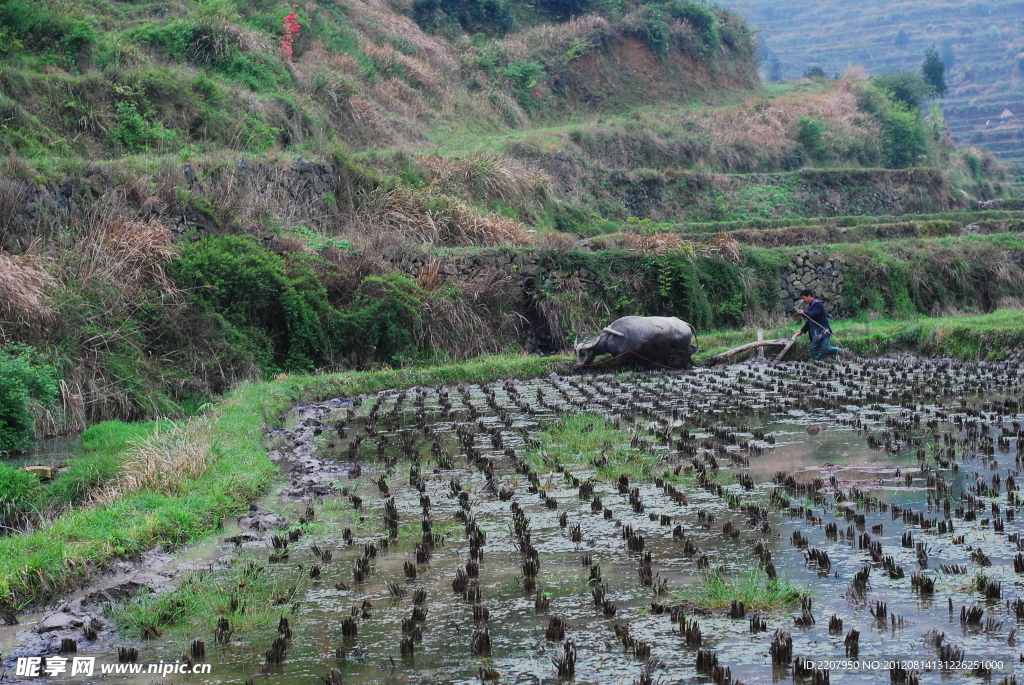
[803,65,827,80]
[921,45,947,97]
[768,55,782,82]
[873,70,930,110]
[894,28,909,48]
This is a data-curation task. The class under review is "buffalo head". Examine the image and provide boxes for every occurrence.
[573,336,602,370]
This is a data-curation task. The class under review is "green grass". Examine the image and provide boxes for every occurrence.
[108,560,296,645]
[694,309,1024,363]
[523,412,653,482]
[39,421,158,512]
[679,569,803,612]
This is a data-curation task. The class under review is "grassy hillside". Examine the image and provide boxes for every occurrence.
[0,0,757,162]
[720,0,1024,168]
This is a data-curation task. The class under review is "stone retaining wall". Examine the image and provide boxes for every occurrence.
[380,245,848,320]
[780,249,845,315]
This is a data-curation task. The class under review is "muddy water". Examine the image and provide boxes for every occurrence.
[24,358,1024,683]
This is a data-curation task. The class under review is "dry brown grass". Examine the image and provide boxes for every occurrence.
[363,44,442,93]
[357,187,532,247]
[0,251,54,321]
[416,257,444,291]
[536,275,614,350]
[100,217,176,295]
[501,15,610,59]
[0,178,27,236]
[372,78,428,121]
[346,0,456,74]
[533,231,578,252]
[684,81,879,171]
[843,64,869,81]
[349,96,396,146]
[418,152,550,205]
[419,267,520,359]
[580,230,740,261]
[92,418,214,504]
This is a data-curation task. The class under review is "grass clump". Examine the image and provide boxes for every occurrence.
[524,412,653,481]
[39,421,158,513]
[109,561,293,643]
[681,569,802,612]
[0,463,41,533]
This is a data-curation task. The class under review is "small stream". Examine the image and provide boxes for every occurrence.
[4,357,1023,683]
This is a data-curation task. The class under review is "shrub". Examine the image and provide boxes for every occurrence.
[170,236,332,372]
[338,273,424,365]
[622,6,670,58]
[921,45,947,97]
[667,1,720,52]
[872,71,930,111]
[878,106,926,169]
[964,153,981,180]
[540,0,592,22]
[501,60,545,107]
[110,101,177,152]
[803,66,827,80]
[856,82,927,169]
[412,0,512,37]
[0,345,58,457]
[795,116,831,163]
[0,0,97,67]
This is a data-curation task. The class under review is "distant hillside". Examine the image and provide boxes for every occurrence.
[0,0,757,163]
[720,0,1024,168]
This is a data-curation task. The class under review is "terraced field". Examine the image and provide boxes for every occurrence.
[722,0,1024,167]
[10,358,1022,683]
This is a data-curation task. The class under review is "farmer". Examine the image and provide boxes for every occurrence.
[795,289,843,361]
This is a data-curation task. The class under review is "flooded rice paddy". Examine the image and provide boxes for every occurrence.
[14,357,1024,683]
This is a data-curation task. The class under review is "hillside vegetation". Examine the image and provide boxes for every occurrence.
[722,0,1024,168]
[0,0,1022,459]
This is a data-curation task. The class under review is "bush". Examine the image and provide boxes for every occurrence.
[540,0,592,21]
[338,274,423,365]
[0,345,58,457]
[501,60,545,107]
[0,0,97,67]
[796,115,831,163]
[872,71,931,111]
[623,6,670,58]
[878,106,926,169]
[170,236,333,372]
[856,82,927,169]
[0,462,40,531]
[666,1,720,52]
[964,153,981,180]
[412,0,512,36]
[110,101,177,152]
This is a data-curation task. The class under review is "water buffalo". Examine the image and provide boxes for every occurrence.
[573,316,697,371]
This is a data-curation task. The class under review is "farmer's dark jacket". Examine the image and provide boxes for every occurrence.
[800,299,831,339]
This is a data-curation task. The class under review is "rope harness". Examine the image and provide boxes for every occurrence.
[576,350,693,371]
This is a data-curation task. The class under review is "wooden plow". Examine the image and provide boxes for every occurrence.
[705,330,801,367]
